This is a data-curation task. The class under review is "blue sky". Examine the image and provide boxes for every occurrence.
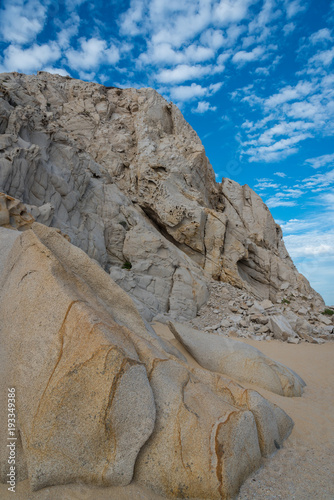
[0,0,333,304]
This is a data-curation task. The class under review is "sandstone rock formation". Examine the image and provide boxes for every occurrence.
[1,222,295,498]
[0,71,324,322]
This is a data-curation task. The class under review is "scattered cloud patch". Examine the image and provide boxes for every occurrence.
[232,46,266,65]
[274,172,287,177]
[66,38,120,75]
[305,153,334,169]
[254,181,280,190]
[168,83,208,101]
[266,196,297,208]
[156,64,213,84]
[192,101,217,113]
[1,42,61,73]
[0,0,48,44]
[309,28,332,45]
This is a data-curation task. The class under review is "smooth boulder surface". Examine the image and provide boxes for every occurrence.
[169,322,305,397]
[0,223,296,499]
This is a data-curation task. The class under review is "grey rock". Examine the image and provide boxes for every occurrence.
[0,72,324,321]
[270,315,297,341]
[319,315,332,326]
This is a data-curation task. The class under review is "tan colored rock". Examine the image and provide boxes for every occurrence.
[0,192,34,230]
[261,299,274,310]
[0,223,296,498]
[168,322,305,397]
[0,224,156,491]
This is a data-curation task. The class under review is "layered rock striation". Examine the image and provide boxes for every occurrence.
[0,71,324,322]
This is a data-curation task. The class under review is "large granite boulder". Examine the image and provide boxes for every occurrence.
[0,222,296,498]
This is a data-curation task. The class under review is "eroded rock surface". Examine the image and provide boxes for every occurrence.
[0,223,295,498]
[0,71,324,321]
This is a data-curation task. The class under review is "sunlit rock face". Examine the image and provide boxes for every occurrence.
[0,222,295,498]
[0,72,323,321]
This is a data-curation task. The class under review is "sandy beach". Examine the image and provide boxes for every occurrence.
[1,323,333,500]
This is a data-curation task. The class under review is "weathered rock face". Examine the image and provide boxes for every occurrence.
[1,222,295,498]
[0,71,323,321]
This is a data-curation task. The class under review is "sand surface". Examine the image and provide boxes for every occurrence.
[1,323,333,500]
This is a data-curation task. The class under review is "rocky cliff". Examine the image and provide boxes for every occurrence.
[0,71,332,499]
[0,71,324,323]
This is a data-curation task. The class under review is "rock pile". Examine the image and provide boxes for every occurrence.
[190,281,333,343]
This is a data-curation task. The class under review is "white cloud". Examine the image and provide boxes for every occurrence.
[166,80,222,102]
[264,188,304,207]
[302,169,334,190]
[274,171,287,177]
[309,28,332,45]
[248,0,282,34]
[284,0,306,19]
[43,67,70,77]
[64,0,88,11]
[283,22,295,35]
[0,0,48,44]
[66,38,120,71]
[255,120,313,146]
[255,181,280,189]
[209,82,223,93]
[56,14,81,49]
[184,44,215,63]
[232,46,265,65]
[138,43,184,66]
[120,0,212,48]
[214,0,254,25]
[238,68,334,163]
[293,253,334,305]
[139,42,215,68]
[156,64,212,84]
[284,232,334,257]
[319,191,334,205]
[264,81,314,108]
[169,83,208,101]
[309,47,334,67]
[119,0,146,37]
[266,196,297,208]
[192,101,217,113]
[244,133,311,162]
[1,42,61,73]
[305,153,334,169]
[200,28,225,49]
